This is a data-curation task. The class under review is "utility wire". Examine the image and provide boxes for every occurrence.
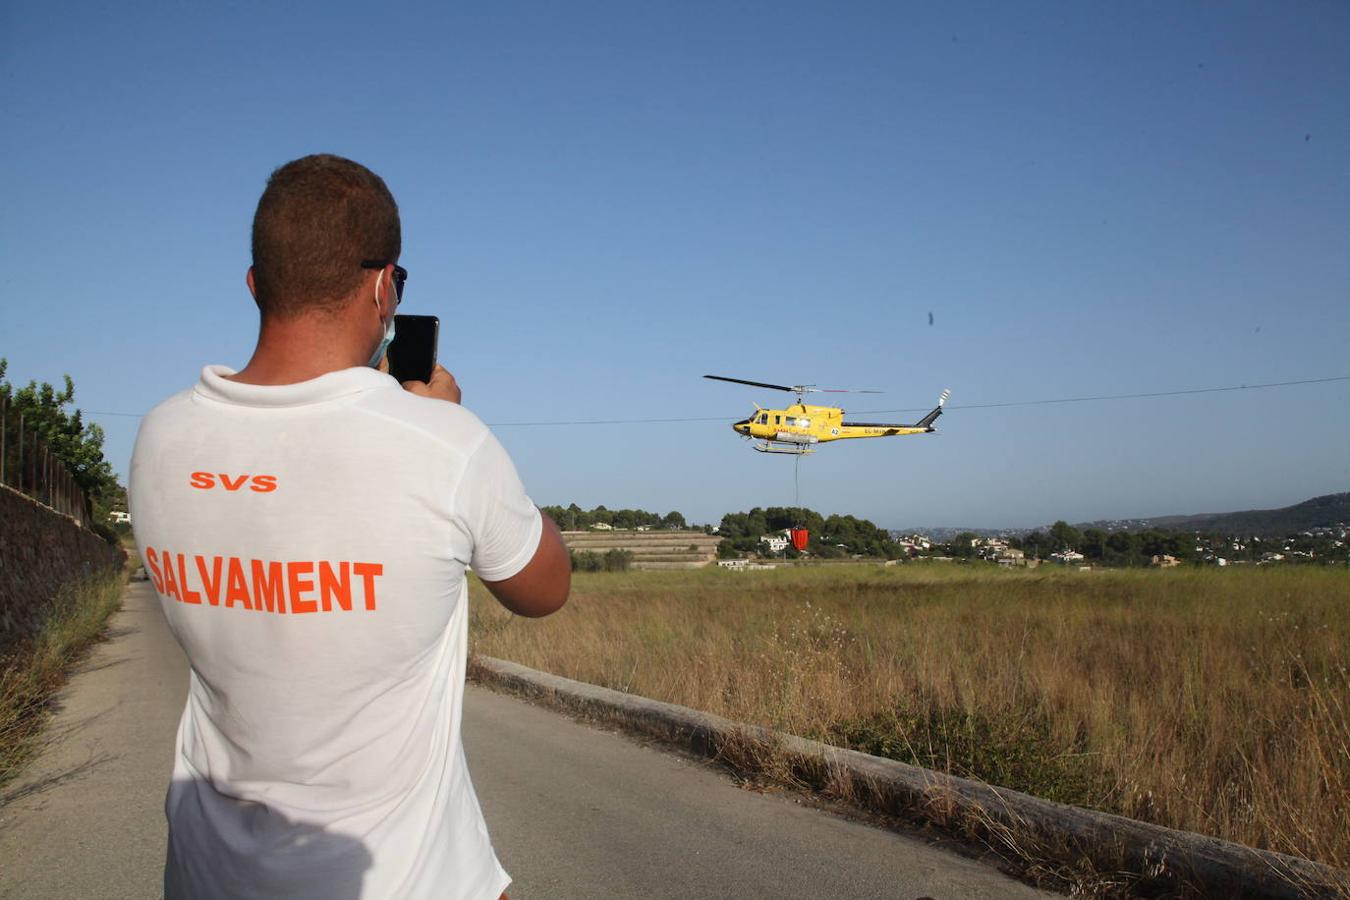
[850,374,1350,417]
[82,374,1350,427]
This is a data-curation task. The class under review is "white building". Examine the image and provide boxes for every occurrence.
[717,559,776,571]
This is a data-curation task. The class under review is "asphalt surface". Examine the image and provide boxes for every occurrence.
[1,582,1052,899]
[0,580,184,898]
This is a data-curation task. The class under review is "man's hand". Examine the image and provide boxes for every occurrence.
[402,365,462,404]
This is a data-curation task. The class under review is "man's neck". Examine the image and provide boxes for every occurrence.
[227,313,371,386]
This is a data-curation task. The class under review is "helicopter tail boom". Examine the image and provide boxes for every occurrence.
[839,389,950,436]
[912,389,951,430]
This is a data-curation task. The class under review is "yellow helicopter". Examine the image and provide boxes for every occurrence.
[705,375,950,455]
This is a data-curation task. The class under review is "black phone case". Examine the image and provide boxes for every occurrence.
[388,315,439,384]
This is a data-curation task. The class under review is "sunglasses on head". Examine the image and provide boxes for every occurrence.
[360,260,407,303]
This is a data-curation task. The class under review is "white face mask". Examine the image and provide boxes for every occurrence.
[367,271,397,368]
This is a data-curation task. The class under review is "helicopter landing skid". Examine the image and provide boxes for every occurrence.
[753,442,815,455]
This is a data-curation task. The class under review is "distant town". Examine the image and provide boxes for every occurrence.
[540,494,1350,570]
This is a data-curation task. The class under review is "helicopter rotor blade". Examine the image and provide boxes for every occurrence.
[704,375,796,393]
[811,388,884,394]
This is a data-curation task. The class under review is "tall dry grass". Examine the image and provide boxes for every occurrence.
[470,564,1350,870]
[0,571,126,788]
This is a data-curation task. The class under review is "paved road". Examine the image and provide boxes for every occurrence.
[0,582,1051,898]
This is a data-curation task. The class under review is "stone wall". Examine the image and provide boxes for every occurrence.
[0,485,125,650]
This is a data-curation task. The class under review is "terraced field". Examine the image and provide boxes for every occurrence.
[561,530,721,569]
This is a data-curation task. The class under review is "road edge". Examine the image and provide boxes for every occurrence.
[470,655,1347,899]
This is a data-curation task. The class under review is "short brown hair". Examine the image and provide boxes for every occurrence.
[251,154,401,318]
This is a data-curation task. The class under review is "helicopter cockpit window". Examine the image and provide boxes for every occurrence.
[757,413,768,424]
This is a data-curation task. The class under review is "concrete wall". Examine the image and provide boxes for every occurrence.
[0,485,125,650]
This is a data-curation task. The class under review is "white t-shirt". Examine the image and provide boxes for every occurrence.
[129,365,541,900]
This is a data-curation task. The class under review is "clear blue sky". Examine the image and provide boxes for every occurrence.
[2,1,1347,529]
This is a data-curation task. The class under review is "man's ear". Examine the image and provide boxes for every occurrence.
[246,268,258,300]
[376,268,397,318]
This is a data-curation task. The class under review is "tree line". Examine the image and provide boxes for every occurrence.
[716,506,903,559]
[541,503,687,531]
[944,520,1349,566]
[941,521,1198,565]
[1016,522,1195,565]
[1,359,124,544]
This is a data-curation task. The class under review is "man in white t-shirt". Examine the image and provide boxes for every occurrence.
[130,154,570,899]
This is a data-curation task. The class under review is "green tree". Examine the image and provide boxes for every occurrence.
[0,359,120,525]
[1082,528,1107,561]
[1017,530,1048,559]
[947,532,979,558]
[1106,530,1138,565]
[1049,520,1082,552]
[540,505,567,529]
[716,540,741,559]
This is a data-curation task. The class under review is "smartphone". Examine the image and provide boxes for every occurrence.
[387,315,439,384]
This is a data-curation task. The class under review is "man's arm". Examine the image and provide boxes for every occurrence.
[479,513,571,618]
[402,365,570,617]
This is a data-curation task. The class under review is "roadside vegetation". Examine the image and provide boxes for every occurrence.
[0,569,126,789]
[470,564,1350,872]
[0,359,128,540]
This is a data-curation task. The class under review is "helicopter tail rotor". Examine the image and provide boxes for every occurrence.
[912,389,951,431]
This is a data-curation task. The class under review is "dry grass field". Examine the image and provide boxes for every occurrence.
[469,564,1350,871]
[0,570,125,788]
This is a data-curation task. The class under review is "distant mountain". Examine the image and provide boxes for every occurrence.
[1074,492,1350,538]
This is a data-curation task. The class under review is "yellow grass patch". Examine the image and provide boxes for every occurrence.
[470,564,1350,870]
[0,571,126,788]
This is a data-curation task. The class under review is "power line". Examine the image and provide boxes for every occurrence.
[81,374,1350,427]
[850,375,1350,417]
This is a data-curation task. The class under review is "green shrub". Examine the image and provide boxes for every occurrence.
[570,551,603,572]
[603,549,633,572]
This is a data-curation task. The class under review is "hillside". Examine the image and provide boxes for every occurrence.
[561,530,722,569]
[1076,492,1350,537]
